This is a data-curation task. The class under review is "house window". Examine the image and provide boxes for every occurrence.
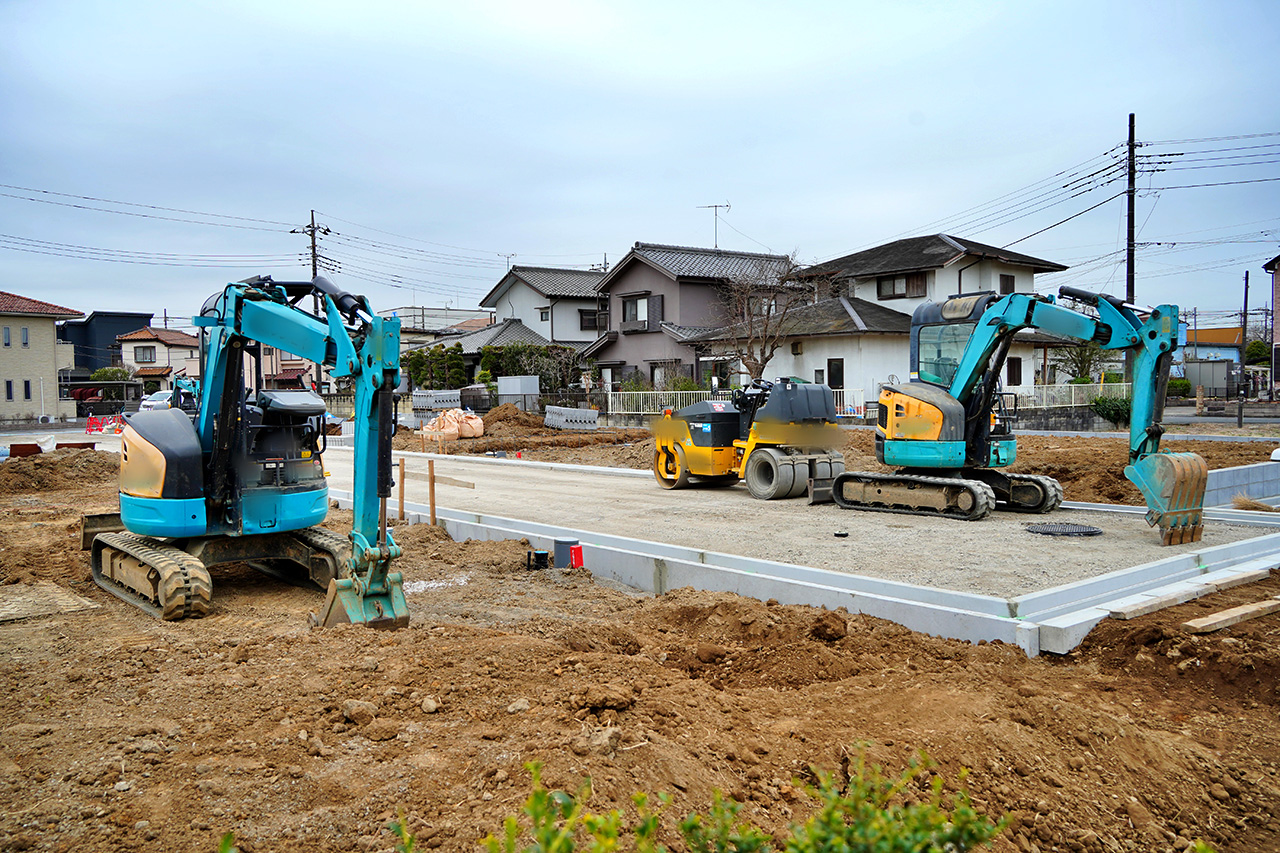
[135,345,157,363]
[4,380,11,400]
[620,295,649,332]
[262,346,274,356]
[23,380,31,400]
[579,309,598,331]
[876,273,927,300]
[540,309,550,322]
[622,296,647,323]
[1000,274,1015,295]
[749,295,777,318]
[20,327,29,348]
[814,369,825,385]
[1,327,7,347]
[1007,356,1023,386]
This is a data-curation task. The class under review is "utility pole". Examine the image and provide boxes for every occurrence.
[289,210,331,392]
[1124,112,1137,383]
[1240,270,1249,426]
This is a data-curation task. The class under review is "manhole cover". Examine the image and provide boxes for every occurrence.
[1025,522,1103,537]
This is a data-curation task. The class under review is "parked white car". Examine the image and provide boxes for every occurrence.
[139,390,173,411]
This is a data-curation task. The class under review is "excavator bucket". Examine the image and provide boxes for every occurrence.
[314,573,410,630]
[1124,451,1209,545]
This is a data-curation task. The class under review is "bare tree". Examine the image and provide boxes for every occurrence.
[712,253,814,382]
[1049,341,1120,382]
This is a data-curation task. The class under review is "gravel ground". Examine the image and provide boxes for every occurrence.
[325,450,1279,599]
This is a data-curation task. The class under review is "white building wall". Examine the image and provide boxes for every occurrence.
[728,334,911,398]
[846,261,1046,319]
[549,298,599,344]
[490,284,551,340]
[490,282,597,344]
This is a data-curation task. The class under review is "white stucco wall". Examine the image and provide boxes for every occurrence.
[845,261,1047,319]
[489,282,597,344]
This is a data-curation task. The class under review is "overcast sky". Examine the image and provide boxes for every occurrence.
[3,0,1278,330]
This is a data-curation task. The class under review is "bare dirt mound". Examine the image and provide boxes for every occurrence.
[0,470,1277,851]
[0,448,120,495]
[482,402,547,432]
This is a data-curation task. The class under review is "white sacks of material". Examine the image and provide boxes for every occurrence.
[425,408,484,440]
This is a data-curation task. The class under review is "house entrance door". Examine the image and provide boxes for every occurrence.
[826,358,844,390]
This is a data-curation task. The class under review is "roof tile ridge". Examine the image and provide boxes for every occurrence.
[838,296,867,332]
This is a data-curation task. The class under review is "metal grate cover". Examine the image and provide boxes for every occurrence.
[1025,522,1103,537]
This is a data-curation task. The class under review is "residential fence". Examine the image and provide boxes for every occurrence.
[605,388,869,418]
[1002,382,1132,410]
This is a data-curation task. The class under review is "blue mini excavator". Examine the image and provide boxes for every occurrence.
[82,275,409,627]
[832,285,1208,544]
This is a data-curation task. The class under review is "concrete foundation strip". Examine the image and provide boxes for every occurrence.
[329,481,1280,657]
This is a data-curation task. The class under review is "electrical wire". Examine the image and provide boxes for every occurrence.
[0,191,289,232]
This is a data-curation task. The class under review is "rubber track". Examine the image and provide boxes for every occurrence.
[292,527,353,580]
[1002,474,1065,514]
[831,472,996,521]
[92,532,212,621]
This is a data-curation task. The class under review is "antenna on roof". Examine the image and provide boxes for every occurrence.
[696,201,731,249]
[498,252,516,270]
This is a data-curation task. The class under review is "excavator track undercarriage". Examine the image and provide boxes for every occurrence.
[91,532,213,621]
[88,526,354,621]
[830,471,997,521]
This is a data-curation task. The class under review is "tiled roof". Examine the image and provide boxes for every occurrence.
[802,235,1068,279]
[133,366,173,377]
[117,327,201,347]
[0,291,83,318]
[687,297,912,342]
[267,367,309,380]
[598,242,790,291]
[480,266,604,307]
[442,317,494,333]
[430,318,552,355]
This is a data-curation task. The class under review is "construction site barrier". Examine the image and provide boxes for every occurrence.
[85,415,125,434]
[411,389,461,412]
[544,405,599,431]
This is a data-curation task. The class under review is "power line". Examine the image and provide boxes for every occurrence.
[0,183,295,226]
[1144,131,1280,144]
[1154,176,1280,190]
[0,191,289,232]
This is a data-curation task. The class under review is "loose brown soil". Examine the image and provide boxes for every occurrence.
[1,445,1278,852]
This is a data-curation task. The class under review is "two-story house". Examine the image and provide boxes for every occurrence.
[117,327,201,391]
[480,266,604,346]
[795,234,1069,389]
[583,242,792,388]
[1,291,83,422]
[57,310,154,377]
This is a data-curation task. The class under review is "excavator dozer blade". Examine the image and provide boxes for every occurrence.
[313,572,410,630]
[1124,451,1208,545]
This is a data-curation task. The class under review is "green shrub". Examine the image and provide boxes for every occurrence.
[1166,378,1191,398]
[1101,371,1124,384]
[1090,395,1132,426]
[482,752,1004,853]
